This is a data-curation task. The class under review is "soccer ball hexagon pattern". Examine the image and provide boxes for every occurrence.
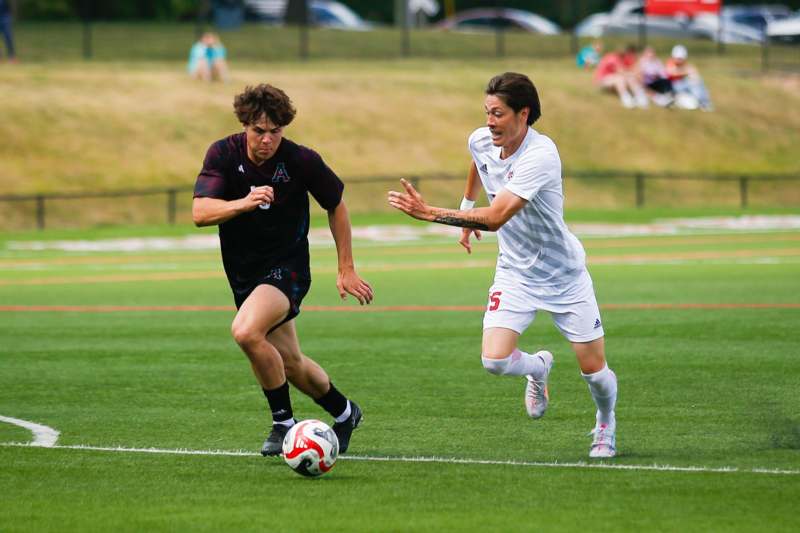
[282,419,339,477]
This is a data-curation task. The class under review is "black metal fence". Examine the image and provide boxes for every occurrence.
[11,14,800,72]
[2,171,798,231]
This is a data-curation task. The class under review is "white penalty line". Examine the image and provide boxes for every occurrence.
[2,441,798,476]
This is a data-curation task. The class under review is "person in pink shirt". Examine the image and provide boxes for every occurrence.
[594,45,648,109]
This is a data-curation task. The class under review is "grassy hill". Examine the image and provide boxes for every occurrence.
[1,23,798,219]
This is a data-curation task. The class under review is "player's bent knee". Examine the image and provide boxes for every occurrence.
[481,354,511,375]
[230,323,262,350]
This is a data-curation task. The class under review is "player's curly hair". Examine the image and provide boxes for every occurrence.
[486,72,541,126]
[233,84,297,127]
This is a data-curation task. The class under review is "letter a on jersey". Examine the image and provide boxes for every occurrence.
[272,163,291,183]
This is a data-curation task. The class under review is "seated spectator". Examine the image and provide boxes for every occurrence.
[576,41,603,70]
[594,45,648,108]
[636,46,673,107]
[188,32,229,82]
[665,45,713,111]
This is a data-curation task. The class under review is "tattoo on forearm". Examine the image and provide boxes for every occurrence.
[431,207,490,230]
[433,216,489,230]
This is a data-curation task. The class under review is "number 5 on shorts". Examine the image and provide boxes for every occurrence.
[488,291,502,311]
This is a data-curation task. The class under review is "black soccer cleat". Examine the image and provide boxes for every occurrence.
[332,401,362,454]
[261,423,290,457]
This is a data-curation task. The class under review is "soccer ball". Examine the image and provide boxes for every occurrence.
[282,419,339,477]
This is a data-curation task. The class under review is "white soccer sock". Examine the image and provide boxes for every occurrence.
[482,349,547,378]
[582,364,617,428]
[274,418,296,428]
[334,401,352,424]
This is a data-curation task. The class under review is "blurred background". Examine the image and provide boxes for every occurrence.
[0,0,798,229]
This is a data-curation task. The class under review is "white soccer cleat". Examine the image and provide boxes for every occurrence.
[588,423,617,458]
[524,350,553,419]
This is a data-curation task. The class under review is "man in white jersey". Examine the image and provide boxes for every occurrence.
[388,72,617,458]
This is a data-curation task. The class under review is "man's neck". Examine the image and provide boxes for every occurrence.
[247,149,267,166]
[500,128,529,160]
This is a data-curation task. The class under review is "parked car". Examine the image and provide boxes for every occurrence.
[575,0,765,44]
[244,0,285,23]
[309,0,372,30]
[723,4,792,33]
[244,0,372,30]
[436,7,561,35]
[767,12,800,43]
[576,1,698,39]
[692,11,770,44]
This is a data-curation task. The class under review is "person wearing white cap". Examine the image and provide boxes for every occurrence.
[666,44,713,111]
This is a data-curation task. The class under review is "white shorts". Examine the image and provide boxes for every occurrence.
[482,268,604,343]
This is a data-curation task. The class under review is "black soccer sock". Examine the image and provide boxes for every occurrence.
[262,382,294,425]
[313,382,349,419]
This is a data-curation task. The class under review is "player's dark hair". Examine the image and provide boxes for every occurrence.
[233,84,296,127]
[485,72,541,126]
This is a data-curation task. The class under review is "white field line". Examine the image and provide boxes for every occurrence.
[0,415,59,447]
[1,441,798,477]
[7,217,800,252]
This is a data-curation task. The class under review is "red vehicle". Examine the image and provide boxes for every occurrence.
[645,0,721,18]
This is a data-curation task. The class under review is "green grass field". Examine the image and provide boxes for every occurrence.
[1,217,799,532]
[2,21,799,530]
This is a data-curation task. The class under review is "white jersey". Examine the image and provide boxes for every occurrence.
[468,126,586,290]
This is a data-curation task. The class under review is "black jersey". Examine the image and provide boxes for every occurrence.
[194,133,344,296]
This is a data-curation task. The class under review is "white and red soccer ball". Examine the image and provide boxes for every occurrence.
[282,419,339,477]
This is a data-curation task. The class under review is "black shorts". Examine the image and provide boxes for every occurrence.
[229,263,311,331]
[647,78,672,94]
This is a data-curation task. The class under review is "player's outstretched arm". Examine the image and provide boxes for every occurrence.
[459,162,483,254]
[388,179,525,232]
[328,200,374,306]
[192,186,274,226]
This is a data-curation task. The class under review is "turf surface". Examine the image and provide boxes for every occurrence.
[1,222,799,532]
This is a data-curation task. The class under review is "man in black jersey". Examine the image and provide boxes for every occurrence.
[193,84,373,456]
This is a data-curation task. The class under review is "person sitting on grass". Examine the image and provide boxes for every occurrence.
[188,32,229,82]
[576,41,603,70]
[594,45,648,109]
[665,44,713,111]
[636,46,673,107]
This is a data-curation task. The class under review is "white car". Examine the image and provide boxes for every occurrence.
[692,12,767,44]
[575,0,764,44]
[436,8,561,35]
[245,0,372,30]
[575,1,705,39]
[724,4,792,32]
[310,0,372,30]
[768,13,800,43]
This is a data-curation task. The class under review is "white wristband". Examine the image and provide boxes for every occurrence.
[460,197,475,210]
